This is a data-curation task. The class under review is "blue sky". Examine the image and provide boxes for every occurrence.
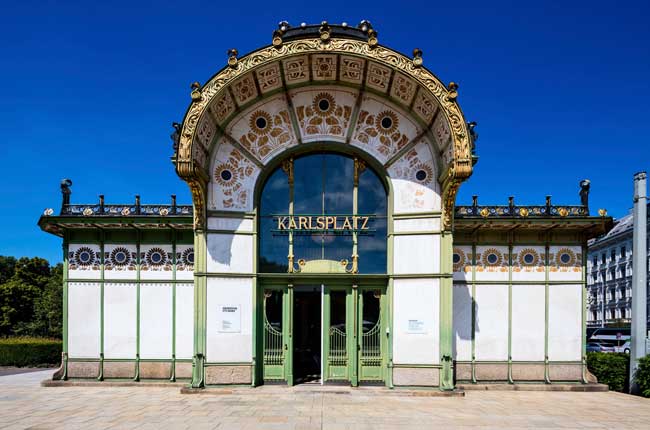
[1,0,648,263]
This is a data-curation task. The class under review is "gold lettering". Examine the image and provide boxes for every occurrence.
[298,216,308,230]
[360,216,370,230]
[288,216,298,229]
[353,216,358,230]
[277,216,288,230]
[333,216,339,230]
[307,216,314,230]
[316,216,325,229]
[342,217,352,230]
[325,216,335,229]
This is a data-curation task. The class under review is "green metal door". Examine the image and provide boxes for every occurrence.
[323,287,350,382]
[358,288,386,382]
[263,288,293,384]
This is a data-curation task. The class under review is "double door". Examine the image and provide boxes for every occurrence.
[261,284,386,386]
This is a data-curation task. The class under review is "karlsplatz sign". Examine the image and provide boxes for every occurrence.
[271,215,375,235]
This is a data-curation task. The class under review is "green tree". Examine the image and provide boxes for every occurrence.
[0,257,62,338]
[0,256,16,284]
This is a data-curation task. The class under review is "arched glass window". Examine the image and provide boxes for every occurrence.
[259,153,387,274]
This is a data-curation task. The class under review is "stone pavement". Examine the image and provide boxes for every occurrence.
[1,370,649,429]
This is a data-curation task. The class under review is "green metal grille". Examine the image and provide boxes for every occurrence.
[263,318,283,366]
[328,326,347,367]
[360,321,381,367]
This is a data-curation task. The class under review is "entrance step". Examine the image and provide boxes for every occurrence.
[180,385,465,397]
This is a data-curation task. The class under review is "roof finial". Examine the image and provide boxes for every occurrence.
[412,48,423,67]
[190,82,202,101]
[60,179,72,212]
[227,49,239,68]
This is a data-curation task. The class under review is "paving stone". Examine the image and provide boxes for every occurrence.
[1,370,650,429]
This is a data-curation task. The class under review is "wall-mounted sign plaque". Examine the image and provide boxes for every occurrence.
[271,215,375,235]
[217,305,241,333]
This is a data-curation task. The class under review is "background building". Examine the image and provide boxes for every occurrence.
[587,203,650,327]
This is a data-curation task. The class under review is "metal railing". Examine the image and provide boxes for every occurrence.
[328,327,347,367]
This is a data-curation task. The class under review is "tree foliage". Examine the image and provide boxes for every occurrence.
[0,256,62,338]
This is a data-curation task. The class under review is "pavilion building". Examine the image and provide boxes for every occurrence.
[39,21,612,389]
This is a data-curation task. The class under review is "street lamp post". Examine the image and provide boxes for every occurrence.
[630,171,648,394]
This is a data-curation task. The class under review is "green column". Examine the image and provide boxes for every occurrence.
[191,229,207,388]
[439,231,454,390]
[61,235,69,380]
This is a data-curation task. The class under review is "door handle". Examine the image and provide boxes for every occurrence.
[284,344,288,351]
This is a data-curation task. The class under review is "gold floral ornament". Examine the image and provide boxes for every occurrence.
[83,207,93,216]
[482,248,503,267]
[519,207,529,217]
[214,163,237,186]
[375,111,399,135]
[452,248,466,272]
[240,109,293,160]
[518,248,540,267]
[558,207,569,217]
[249,111,273,135]
[480,207,490,218]
[312,93,336,117]
[556,248,576,266]
[414,164,434,185]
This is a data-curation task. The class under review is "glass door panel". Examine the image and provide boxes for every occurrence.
[263,289,286,381]
[358,289,385,381]
[324,288,349,381]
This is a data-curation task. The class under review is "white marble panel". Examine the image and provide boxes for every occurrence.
[208,139,261,212]
[206,277,253,362]
[452,245,473,282]
[140,245,174,280]
[68,282,101,358]
[393,234,440,275]
[351,94,421,164]
[475,245,509,282]
[207,233,254,274]
[207,217,254,232]
[389,140,441,214]
[175,283,194,359]
[290,86,358,143]
[68,244,101,280]
[103,244,137,280]
[548,284,582,361]
[393,278,439,364]
[511,284,545,361]
[393,217,440,233]
[452,283,473,361]
[175,244,194,281]
[104,283,137,359]
[549,246,583,282]
[226,95,296,164]
[140,283,173,359]
[474,284,509,361]
[512,245,545,282]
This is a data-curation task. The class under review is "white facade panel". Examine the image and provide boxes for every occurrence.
[68,244,101,280]
[549,246,583,282]
[206,277,253,362]
[393,278,439,364]
[207,217,254,232]
[511,284,545,361]
[140,283,173,359]
[175,283,194,359]
[68,282,101,358]
[390,178,441,214]
[104,283,137,359]
[452,245,473,282]
[393,217,440,233]
[175,244,194,281]
[475,246,509,282]
[452,283,473,361]
[548,284,583,361]
[140,245,174,280]
[474,284,509,361]
[206,233,254,273]
[393,234,439,275]
[103,244,138,280]
[512,246,545,282]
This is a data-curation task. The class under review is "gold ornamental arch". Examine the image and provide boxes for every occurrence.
[175,24,474,230]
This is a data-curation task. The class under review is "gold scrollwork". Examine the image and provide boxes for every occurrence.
[176,37,473,231]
